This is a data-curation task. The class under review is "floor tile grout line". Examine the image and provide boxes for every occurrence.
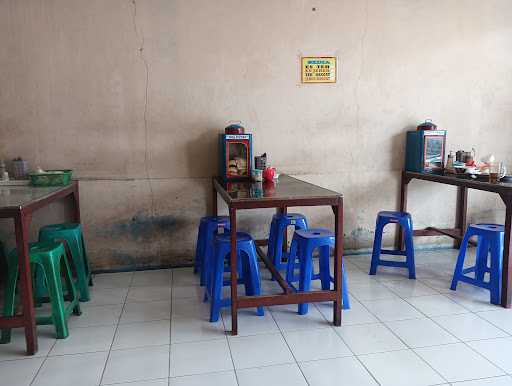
[408,347,451,384]
[13,254,510,385]
[347,270,466,384]
[245,252,504,384]
[224,323,241,386]
[330,322,383,386]
[471,310,512,338]
[382,268,511,382]
[102,376,168,386]
[266,304,312,386]
[459,339,510,376]
[391,264,497,382]
[374,272,470,343]
[28,350,50,386]
[98,271,134,385]
[376,264,512,350]
[427,313,510,345]
[29,272,134,386]
[168,369,240,382]
[304,253,508,383]
[449,374,512,384]
[171,269,238,383]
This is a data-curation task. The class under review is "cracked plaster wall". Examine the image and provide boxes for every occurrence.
[0,0,511,271]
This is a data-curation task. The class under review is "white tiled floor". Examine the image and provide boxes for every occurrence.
[3,249,512,385]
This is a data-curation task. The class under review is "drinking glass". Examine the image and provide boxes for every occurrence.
[489,162,505,183]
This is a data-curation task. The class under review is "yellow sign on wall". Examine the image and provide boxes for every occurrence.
[301,57,337,83]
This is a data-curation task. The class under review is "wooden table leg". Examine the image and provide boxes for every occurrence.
[212,179,218,216]
[333,198,343,326]
[500,193,512,308]
[396,171,410,250]
[229,207,238,334]
[455,187,468,249]
[14,210,38,355]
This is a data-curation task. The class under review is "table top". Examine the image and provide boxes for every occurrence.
[0,183,75,213]
[405,171,512,194]
[214,174,342,208]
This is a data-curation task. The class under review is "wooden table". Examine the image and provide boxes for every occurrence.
[0,181,80,355]
[212,175,344,335]
[397,171,512,308]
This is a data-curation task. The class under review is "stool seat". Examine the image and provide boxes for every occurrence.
[369,211,416,279]
[194,216,230,286]
[295,228,333,239]
[1,241,81,343]
[451,223,504,304]
[273,213,308,225]
[267,213,308,273]
[215,231,252,243]
[286,228,350,315]
[377,211,411,221]
[468,224,504,233]
[200,216,230,225]
[41,223,79,232]
[39,223,92,302]
[206,231,264,322]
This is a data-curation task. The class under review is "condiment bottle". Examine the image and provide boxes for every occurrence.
[445,151,456,174]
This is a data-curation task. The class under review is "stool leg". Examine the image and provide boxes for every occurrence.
[451,230,473,291]
[369,220,385,275]
[286,235,299,283]
[194,222,205,274]
[267,219,276,261]
[242,246,264,316]
[42,257,69,339]
[475,236,490,282]
[404,224,416,279]
[33,265,47,306]
[61,253,81,316]
[342,262,350,310]
[319,245,331,290]
[489,234,502,305]
[200,235,214,287]
[272,222,286,274]
[67,235,91,302]
[203,244,213,302]
[210,249,226,323]
[0,255,19,344]
[80,234,93,287]
[298,245,314,315]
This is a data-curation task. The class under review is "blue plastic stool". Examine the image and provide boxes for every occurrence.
[285,228,350,315]
[369,211,416,279]
[194,216,230,286]
[207,232,264,322]
[451,224,504,305]
[267,213,308,272]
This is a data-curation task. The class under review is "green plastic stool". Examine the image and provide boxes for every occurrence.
[38,223,92,302]
[1,242,81,342]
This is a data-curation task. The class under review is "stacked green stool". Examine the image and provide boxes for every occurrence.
[1,242,81,342]
[38,223,92,302]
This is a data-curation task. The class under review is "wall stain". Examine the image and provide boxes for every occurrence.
[106,212,182,240]
[350,227,373,240]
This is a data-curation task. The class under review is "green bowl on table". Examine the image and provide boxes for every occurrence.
[29,170,73,187]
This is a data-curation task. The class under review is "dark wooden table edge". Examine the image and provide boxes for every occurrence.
[211,176,344,335]
[397,170,512,308]
[0,181,81,355]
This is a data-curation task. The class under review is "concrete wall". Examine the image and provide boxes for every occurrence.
[1,0,511,271]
